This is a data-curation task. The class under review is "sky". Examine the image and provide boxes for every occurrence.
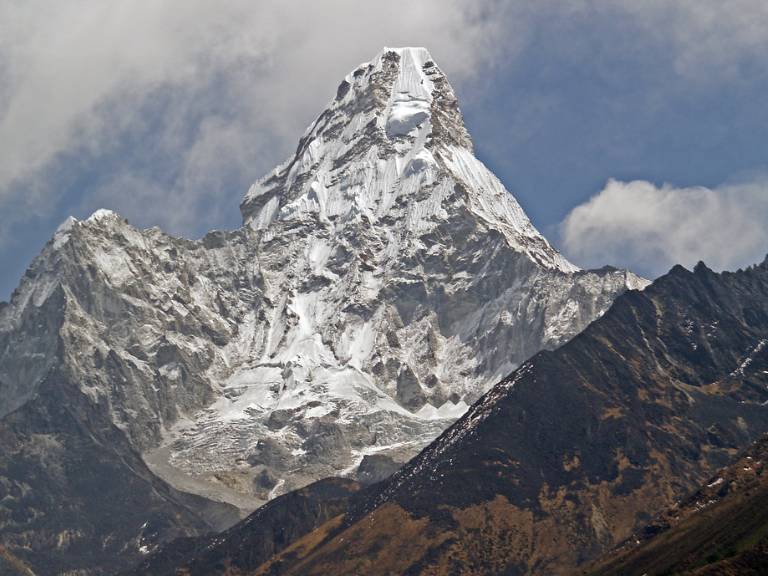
[1,0,767,300]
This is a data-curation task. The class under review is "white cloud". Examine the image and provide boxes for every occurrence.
[1,0,768,240]
[0,0,518,237]
[560,178,768,277]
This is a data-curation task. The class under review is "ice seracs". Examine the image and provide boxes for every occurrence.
[0,47,648,512]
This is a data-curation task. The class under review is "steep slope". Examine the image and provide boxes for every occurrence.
[0,218,248,574]
[0,47,642,572]
[585,433,768,575]
[234,258,768,576]
[0,361,239,575]
[128,477,362,576]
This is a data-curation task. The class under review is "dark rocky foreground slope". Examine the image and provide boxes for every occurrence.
[141,257,768,575]
[585,433,768,576]
[128,477,361,576]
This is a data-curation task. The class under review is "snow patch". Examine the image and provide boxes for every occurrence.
[386,96,430,138]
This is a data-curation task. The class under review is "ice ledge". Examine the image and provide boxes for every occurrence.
[87,208,120,223]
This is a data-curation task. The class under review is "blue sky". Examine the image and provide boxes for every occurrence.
[2,1,768,300]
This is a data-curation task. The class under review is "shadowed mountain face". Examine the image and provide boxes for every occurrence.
[585,433,768,575]
[154,258,768,575]
[0,362,239,576]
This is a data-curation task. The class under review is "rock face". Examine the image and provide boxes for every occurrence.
[0,47,642,573]
[0,361,239,576]
[356,454,403,485]
[228,258,768,576]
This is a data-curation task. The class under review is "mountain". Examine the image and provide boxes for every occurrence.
[0,47,642,573]
[127,477,362,576]
[181,258,768,575]
[585,433,768,575]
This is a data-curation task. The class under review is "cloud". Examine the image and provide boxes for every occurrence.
[0,0,518,238]
[560,178,768,277]
[613,0,768,79]
[1,0,768,243]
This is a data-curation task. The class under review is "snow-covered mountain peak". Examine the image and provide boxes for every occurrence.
[333,46,468,144]
[0,46,648,515]
[240,47,576,271]
[344,47,462,147]
[45,210,128,257]
[241,46,464,230]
